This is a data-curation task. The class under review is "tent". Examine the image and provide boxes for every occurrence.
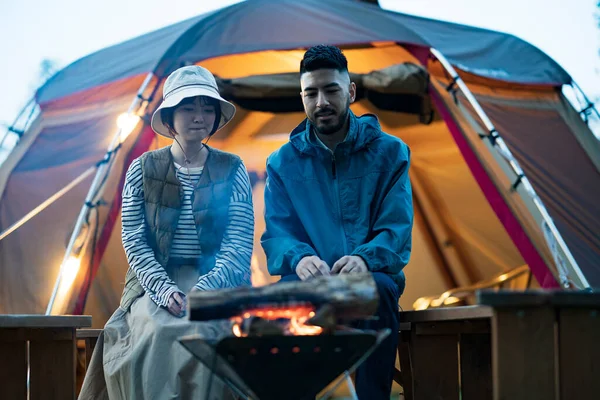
[1,0,598,326]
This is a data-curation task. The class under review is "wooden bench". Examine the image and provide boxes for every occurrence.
[75,328,103,396]
[478,290,600,400]
[0,314,92,400]
[395,290,600,400]
[396,305,493,400]
[77,328,103,371]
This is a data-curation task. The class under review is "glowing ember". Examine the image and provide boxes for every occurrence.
[242,304,316,320]
[289,316,323,336]
[230,304,324,337]
[232,323,244,337]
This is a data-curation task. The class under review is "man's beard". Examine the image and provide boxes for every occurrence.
[311,99,351,136]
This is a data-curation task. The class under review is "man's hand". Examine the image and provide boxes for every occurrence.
[167,292,187,317]
[295,256,330,281]
[331,256,368,275]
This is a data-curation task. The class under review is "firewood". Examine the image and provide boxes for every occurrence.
[188,273,379,323]
[306,303,336,329]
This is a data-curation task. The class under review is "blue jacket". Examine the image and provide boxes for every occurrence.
[261,111,413,293]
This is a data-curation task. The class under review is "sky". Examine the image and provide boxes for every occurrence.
[0,0,598,149]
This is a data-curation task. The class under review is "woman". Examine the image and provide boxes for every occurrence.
[79,65,254,399]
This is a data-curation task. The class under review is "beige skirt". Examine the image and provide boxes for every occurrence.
[79,262,234,400]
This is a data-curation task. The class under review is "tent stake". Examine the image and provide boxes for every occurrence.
[431,48,590,290]
[45,72,156,315]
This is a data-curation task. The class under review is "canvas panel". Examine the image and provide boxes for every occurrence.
[430,77,563,286]
[0,97,140,314]
[471,90,600,287]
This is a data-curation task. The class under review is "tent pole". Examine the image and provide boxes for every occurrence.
[45,72,156,315]
[0,96,37,149]
[430,48,590,290]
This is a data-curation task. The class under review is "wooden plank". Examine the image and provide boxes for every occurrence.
[0,339,27,400]
[83,334,100,370]
[398,322,412,331]
[558,307,600,399]
[393,368,403,385]
[77,328,103,372]
[415,319,490,336]
[0,327,75,342]
[551,292,600,307]
[400,306,492,323]
[479,290,600,308]
[398,331,414,400]
[0,315,92,328]
[411,328,459,400]
[30,330,77,400]
[492,307,556,400]
[478,290,552,307]
[76,328,103,339]
[460,333,492,400]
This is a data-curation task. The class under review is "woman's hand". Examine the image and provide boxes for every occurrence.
[167,292,187,317]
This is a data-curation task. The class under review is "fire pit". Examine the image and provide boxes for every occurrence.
[179,273,389,400]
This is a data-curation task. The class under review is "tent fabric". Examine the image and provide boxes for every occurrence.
[433,76,580,287]
[473,93,600,287]
[217,63,428,98]
[429,81,561,289]
[35,0,569,105]
[35,14,212,105]
[429,73,599,289]
[0,114,43,198]
[216,63,432,117]
[0,95,138,314]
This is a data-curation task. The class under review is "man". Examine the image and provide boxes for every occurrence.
[261,45,413,399]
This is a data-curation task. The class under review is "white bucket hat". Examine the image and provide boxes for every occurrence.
[151,65,236,137]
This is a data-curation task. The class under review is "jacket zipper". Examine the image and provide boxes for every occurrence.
[331,157,337,179]
[331,153,348,255]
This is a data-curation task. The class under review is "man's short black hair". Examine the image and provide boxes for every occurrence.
[300,45,348,74]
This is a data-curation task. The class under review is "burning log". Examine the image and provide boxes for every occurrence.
[188,273,379,334]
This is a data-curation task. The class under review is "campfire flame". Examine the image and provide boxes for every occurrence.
[289,313,322,336]
[231,304,323,337]
[232,323,243,337]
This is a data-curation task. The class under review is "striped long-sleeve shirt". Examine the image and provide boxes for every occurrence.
[171,163,204,258]
[121,157,254,307]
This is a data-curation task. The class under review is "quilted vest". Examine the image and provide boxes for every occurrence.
[119,145,241,310]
